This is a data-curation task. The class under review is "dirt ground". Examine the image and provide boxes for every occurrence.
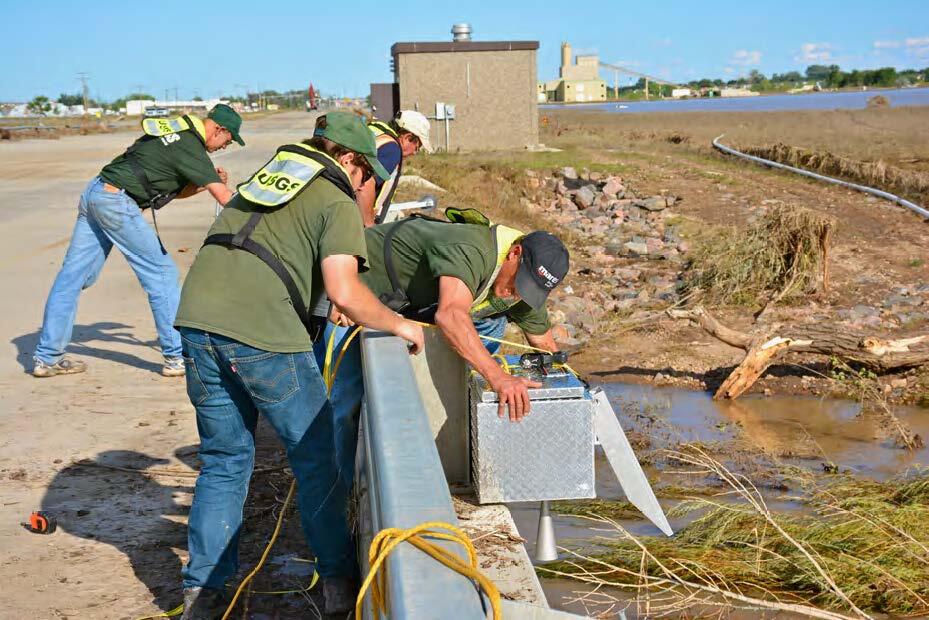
[0,111,334,619]
[546,109,929,400]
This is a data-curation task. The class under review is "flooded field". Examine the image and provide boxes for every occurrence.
[510,383,929,618]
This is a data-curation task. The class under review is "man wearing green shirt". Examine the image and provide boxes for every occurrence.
[318,216,569,488]
[33,104,242,378]
[174,111,424,618]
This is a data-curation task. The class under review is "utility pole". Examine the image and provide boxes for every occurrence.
[173,86,179,102]
[77,72,90,116]
[645,77,650,101]
[133,84,144,96]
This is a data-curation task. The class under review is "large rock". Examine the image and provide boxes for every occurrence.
[623,241,649,257]
[560,166,578,180]
[645,238,665,254]
[636,196,668,212]
[573,185,597,209]
[602,177,625,198]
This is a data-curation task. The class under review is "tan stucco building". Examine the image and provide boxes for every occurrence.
[539,42,607,103]
[389,39,540,151]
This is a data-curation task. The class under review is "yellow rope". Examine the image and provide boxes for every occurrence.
[219,479,298,620]
[134,604,183,619]
[356,521,502,620]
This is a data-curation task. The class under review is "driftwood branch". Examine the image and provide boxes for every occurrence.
[668,306,929,400]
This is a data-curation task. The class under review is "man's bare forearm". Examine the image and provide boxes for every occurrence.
[435,307,506,382]
[526,329,558,353]
[329,279,403,334]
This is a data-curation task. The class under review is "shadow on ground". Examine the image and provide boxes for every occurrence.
[41,449,193,612]
[12,321,161,373]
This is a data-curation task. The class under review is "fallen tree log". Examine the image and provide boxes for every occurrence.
[667,306,929,399]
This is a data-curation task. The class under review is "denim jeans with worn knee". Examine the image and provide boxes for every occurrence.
[179,328,355,590]
[316,316,508,491]
[34,177,182,364]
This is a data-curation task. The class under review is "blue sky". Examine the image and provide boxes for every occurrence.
[1,0,926,102]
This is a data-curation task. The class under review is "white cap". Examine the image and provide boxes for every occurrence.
[395,110,432,153]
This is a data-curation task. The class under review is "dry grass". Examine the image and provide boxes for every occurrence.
[542,107,929,172]
[685,204,836,306]
[540,447,929,618]
[740,142,929,200]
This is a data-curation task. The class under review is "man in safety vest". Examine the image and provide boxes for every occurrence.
[320,213,569,488]
[32,103,242,379]
[356,110,432,226]
[173,111,424,618]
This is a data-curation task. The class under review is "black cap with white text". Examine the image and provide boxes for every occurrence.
[514,232,570,310]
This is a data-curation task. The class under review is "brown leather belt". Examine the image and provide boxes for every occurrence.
[102,183,121,193]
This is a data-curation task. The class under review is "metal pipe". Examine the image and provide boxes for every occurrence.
[534,501,558,562]
[712,134,929,220]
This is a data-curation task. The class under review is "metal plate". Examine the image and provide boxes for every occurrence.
[470,360,595,504]
[470,357,587,403]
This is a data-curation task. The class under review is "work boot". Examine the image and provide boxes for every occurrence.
[32,357,86,378]
[161,356,186,377]
[323,576,359,615]
[180,587,227,620]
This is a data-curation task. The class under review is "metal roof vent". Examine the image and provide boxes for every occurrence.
[451,23,472,42]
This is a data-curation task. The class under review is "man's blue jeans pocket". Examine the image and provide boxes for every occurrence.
[230,351,299,404]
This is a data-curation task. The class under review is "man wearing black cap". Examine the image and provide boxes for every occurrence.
[32,103,242,379]
[320,216,569,493]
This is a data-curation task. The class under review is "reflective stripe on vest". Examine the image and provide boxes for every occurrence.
[470,224,525,316]
[140,115,207,142]
[368,120,399,140]
[237,144,350,207]
[372,132,401,215]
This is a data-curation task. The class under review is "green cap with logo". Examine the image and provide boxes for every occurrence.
[208,103,245,146]
[313,111,390,180]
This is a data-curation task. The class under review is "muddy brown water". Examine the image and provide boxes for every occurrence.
[509,383,929,617]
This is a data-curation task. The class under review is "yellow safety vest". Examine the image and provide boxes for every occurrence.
[237,143,354,207]
[444,207,525,316]
[203,142,355,341]
[140,115,207,144]
[368,121,402,222]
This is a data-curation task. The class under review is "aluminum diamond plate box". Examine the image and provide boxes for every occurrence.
[470,359,595,504]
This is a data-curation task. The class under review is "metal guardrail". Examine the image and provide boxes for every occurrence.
[358,331,487,619]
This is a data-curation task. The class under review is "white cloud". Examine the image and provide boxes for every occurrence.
[904,36,929,59]
[795,42,832,62]
[730,50,762,66]
[873,40,901,49]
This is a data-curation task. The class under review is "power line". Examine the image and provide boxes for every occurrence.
[77,72,90,116]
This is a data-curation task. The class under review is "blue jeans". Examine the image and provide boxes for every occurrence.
[179,328,356,589]
[473,315,508,354]
[34,177,182,364]
[313,323,363,489]
[316,316,508,490]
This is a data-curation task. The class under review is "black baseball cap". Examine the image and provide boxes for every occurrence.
[515,232,570,310]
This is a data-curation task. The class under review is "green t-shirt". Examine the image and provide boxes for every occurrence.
[175,179,367,352]
[362,218,551,335]
[99,130,220,205]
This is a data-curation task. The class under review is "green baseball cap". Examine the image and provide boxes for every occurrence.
[208,104,245,146]
[313,111,390,180]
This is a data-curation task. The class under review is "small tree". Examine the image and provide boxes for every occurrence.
[27,95,51,115]
[58,92,84,106]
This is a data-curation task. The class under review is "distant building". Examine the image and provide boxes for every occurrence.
[719,88,760,98]
[126,99,224,116]
[380,24,539,150]
[671,88,693,98]
[538,42,607,103]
